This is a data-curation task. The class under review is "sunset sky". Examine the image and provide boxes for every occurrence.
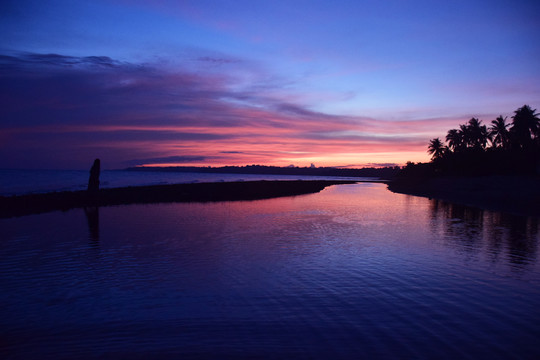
[1,0,539,169]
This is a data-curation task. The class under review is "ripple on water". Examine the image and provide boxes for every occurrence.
[1,183,539,359]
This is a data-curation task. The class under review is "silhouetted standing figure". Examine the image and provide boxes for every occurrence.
[88,159,100,193]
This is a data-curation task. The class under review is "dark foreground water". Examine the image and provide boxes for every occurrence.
[1,183,539,359]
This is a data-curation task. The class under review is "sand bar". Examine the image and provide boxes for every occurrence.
[0,180,357,218]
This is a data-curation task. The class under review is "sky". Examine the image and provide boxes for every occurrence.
[1,0,539,169]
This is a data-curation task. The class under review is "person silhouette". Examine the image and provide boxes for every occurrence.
[88,159,100,193]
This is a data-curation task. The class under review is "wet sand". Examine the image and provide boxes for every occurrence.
[388,175,540,216]
[0,180,357,218]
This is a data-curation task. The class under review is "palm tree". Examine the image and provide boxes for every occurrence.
[489,115,510,149]
[459,123,471,149]
[427,138,445,161]
[510,105,540,148]
[446,128,464,152]
[466,117,489,150]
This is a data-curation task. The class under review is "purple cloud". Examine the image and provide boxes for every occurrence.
[0,52,447,169]
[126,155,210,166]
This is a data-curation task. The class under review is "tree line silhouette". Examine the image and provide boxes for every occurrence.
[406,105,539,176]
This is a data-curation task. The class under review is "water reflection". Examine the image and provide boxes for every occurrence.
[2,184,540,359]
[84,206,100,246]
[429,199,539,267]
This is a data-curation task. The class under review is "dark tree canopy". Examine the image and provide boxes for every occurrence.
[511,105,540,149]
[407,105,540,177]
[427,138,445,161]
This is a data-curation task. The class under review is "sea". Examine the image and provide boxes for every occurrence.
[1,170,539,359]
[0,168,370,196]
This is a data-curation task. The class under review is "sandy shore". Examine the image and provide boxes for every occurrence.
[388,175,540,217]
[0,180,357,218]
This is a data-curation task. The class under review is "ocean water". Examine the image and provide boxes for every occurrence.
[1,183,539,359]
[0,169,370,196]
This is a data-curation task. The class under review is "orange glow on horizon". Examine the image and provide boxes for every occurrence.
[136,150,429,169]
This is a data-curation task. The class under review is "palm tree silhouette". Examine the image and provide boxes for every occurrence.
[422,104,538,174]
[466,117,489,150]
[459,124,471,149]
[489,116,510,149]
[427,138,445,161]
[511,105,539,149]
[446,128,464,152]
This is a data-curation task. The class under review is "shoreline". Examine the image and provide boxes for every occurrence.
[0,180,357,219]
[4,176,535,219]
[388,175,540,217]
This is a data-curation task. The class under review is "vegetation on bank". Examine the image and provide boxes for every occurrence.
[388,105,539,215]
[401,105,540,177]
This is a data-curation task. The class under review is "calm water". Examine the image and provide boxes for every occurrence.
[0,169,370,195]
[1,183,539,359]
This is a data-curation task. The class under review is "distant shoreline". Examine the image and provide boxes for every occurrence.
[388,175,540,217]
[0,180,357,219]
[126,165,400,179]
